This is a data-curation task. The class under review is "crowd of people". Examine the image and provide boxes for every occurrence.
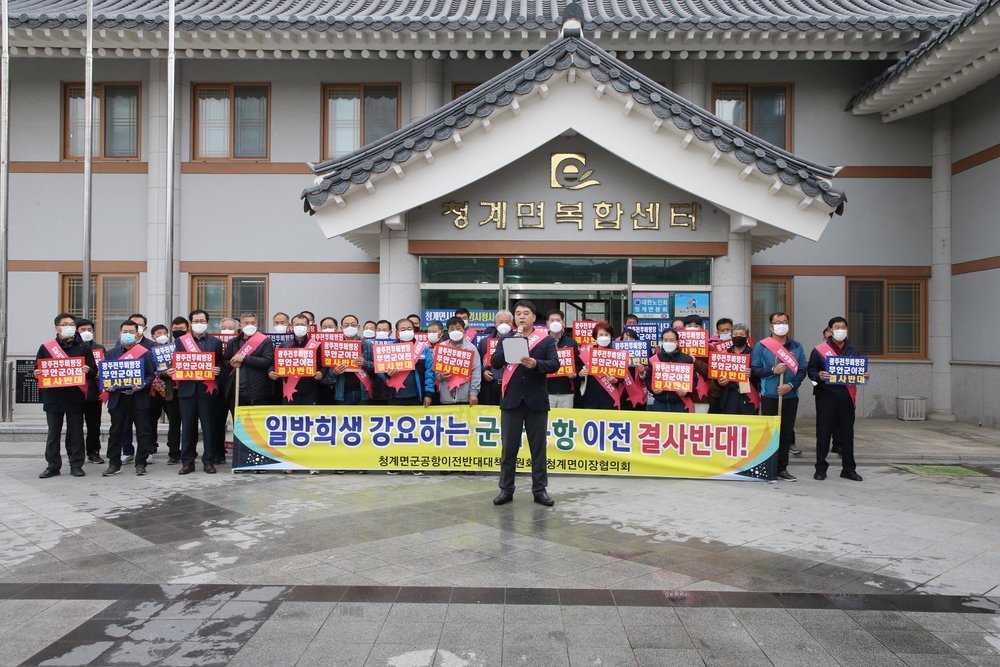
[34,303,865,490]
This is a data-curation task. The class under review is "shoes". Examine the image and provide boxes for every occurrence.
[533,492,555,507]
[386,471,399,475]
[492,492,513,505]
[70,467,86,477]
[38,468,60,479]
[203,463,217,474]
[412,471,425,476]
[777,470,797,481]
[841,471,863,481]
[334,470,346,474]
[135,464,147,476]
[122,455,134,464]
[102,465,122,477]
[87,455,105,464]
[214,457,227,464]
[309,470,319,475]
[179,463,195,475]
[789,444,802,456]
[814,472,826,480]
[167,456,180,465]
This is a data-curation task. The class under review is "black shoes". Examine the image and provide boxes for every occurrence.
[167,456,180,465]
[39,468,60,479]
[178,463,195,475]
[492,492,513,505]
[789,444,802,456]
[814,472,826,480]
[102,464,121,477]
[203,464,217,474]
[841,471,863,481]
[777,470,797,481]
[533,492,555,507]
[70,467,85,477]
[135,464,147,476]
[87,455,105,464]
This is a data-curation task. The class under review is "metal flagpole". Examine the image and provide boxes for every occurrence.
[81,0,94,319]
[164,0,175,324]
[0,0,11,420]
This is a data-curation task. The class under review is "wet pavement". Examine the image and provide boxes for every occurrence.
[1,431,999,666]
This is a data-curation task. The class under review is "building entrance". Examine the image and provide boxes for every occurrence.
[506,290,626,328]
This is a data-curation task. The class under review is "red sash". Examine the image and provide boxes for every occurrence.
[760,337,799,375]
[711,338,734,353]
[622,366,647,408]
[118,343,149,395]
[385,342,427,391]
[579,345,623,409]
[92,347,109,403]
[235,331,269,358]
[815,340,857,405]
[464,326,479,341]
[648,355,694,413]
[44,339,88,397]
[283,338,322,402]
[179,334,217,394]
[501,329,549,398]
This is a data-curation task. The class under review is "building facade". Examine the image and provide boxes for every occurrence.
[4,0,999,424]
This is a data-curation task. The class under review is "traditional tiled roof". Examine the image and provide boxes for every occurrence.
[8,0,975,33]
[301,33,845,214]
[847,0,1000,111]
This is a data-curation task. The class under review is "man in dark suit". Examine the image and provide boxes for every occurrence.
[490,300,560,506]
[101,321,157,476]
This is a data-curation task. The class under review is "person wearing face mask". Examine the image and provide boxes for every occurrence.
[271,312,290,335]
[362,320,377,340]
[716,324,760,416]
[545,310,580,410]
[266,313,326,406]
[150,318,188,465]
[379,318,427,406]
[35,313,97,478]
[808,317,866,482]
[646,328,696,412]
[425,317,481,408]
[224,312,276,411]
[320,316,339,333]
[420,320,445,408]
[477,310,514,406]
[102,321,158,477]
[325,314,370,406]
[707,318,735,414]
[578,322,622,410]
[361,319,395,405]
[116,313,155,463]
[167,309,224,474]
[75,318,106,465]
[208,317,238,464]
[751,312,808,482]
[144,324,172,457]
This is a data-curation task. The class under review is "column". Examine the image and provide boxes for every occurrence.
[713,214,754,327]
[929,104,955,420]
[410,59,444,122]
[378,225,421,320]
[672,61,706,108]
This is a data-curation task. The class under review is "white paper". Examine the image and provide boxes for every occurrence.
[501,336,529,364]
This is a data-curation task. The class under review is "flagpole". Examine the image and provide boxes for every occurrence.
[164,0,176,323]
[81,0,94,319]
[0,0,11,420]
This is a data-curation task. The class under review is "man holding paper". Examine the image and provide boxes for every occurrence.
[490,300,560,507]
[102,321,157,477]
[426,317,481,406]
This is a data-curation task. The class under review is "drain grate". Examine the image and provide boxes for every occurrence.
[896,464,988,477]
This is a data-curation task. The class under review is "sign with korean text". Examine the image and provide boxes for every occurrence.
[632,292,671,319]
[674,292,710,318]
[173,352,215,382]
[322,340,363,370]
[99,359,144,391]
[678,329,709,357]
[548,347,576,378]
[275,348,317,378]
[708,351,750,383]
[433,345,475,378]
[423,309,496,330]
[442,199,700,233]
[232,405,779,481]
[614,340,651,366]
[373,342,415,374]
[267,333,293,348]
[484,338,500,366]
[628,323,662,343]
[572,320,598,345]
[588,347,628,379]
[36,357,86,389]
[825,356,868,385]
[651,362,694,393]
[211,332,237,347]
[311,332,344,344]
[152,344,174,372]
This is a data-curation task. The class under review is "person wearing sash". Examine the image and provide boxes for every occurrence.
[751,312,808,482]
[268,313,324,406]
[477,310,514,406]
[381,318,427,406]
[209,317,237,464]
[145,324,172,457]
[425,317,481,407]
[36,313,97,478]
[420,320,446,407]
[102,321,157,476]
[301,311,316,325]
[328,314,371,406]
[491,300,559,507]
[75,318,105,465]
[152,317,188,465]
[225,312,276,409]
[716,324,760,416]
[168,309,223,474]
[578,322,622,410]
[116,312,155,463]
[545,310,579,410]
[646,328,695,413]
[808,317,865,481]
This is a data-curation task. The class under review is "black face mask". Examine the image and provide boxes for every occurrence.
[732,336,748,348]
[172,329,186,339]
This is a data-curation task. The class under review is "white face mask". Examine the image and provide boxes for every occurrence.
[448,330,465,342]
[343,326,359,338]
[242,324,258,337]
[192,322,209,335]
[427,331,440,344]
[596,335,612,347]
[273,324,287,334]
[155,335,170,345]
[375,330,390,340]
[136,326,144,336]
[363,329,376,339]
[772,323,789,337]
[496,323,512,335]
[293,325,309,338]
[720,332,732,341]
[398,330,415,342]
[462,319,469,327]
[322,327,337,333]
[832,329,848,342]
[220,328,235,335]
[662,341,678,353]
[79,330,94,343]
[548,321,564,334]
[59,325,76,340]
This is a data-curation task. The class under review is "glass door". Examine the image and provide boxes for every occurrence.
[507,289,627,330]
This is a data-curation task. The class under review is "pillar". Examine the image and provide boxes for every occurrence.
[378,224,421,321]
[673,61,706,108]
[929,104,955,420]
[714,214,754,328]
[410,59,444,122]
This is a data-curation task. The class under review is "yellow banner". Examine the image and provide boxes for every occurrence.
[233,405,779,481]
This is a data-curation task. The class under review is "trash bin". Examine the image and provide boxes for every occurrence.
[896,396,927,421]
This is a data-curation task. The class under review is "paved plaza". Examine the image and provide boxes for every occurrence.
[1,418,999,666]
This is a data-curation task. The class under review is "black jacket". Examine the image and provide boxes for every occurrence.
[35,335,97,414]
[807,338,862,400]
[490,333,560,411]
[545,334,581,396]
[83,341,106,402]
[280,335,321,405]
[225,333,275,403]
[104,343,156,411]
[645,348,695,405]
[174,334,224,399]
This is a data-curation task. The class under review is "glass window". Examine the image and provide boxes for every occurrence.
[848,279,925,358]
[62,274,139,348]
[631,259,711,285]
[194,85,269,160]
[234,86,268,159]
[191,275,268,328]
[64,83,139,159]
[712,84,791,150]
[420,257,499,284]
[323,84,400,160]
[751,278,791,343]
[504,258,628,285]
[421,289,499,313]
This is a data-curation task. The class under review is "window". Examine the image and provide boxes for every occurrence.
[61,274,139,348]
[848,279,925,358]
[752,278,792,342]
[452,83,480,100]
[191,275,267,328]
[712,84,792,150]
[63,83,140,159]
[322,84,400,160]
[193,84,269,160]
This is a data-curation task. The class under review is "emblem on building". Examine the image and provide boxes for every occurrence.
[550,153,600,190]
